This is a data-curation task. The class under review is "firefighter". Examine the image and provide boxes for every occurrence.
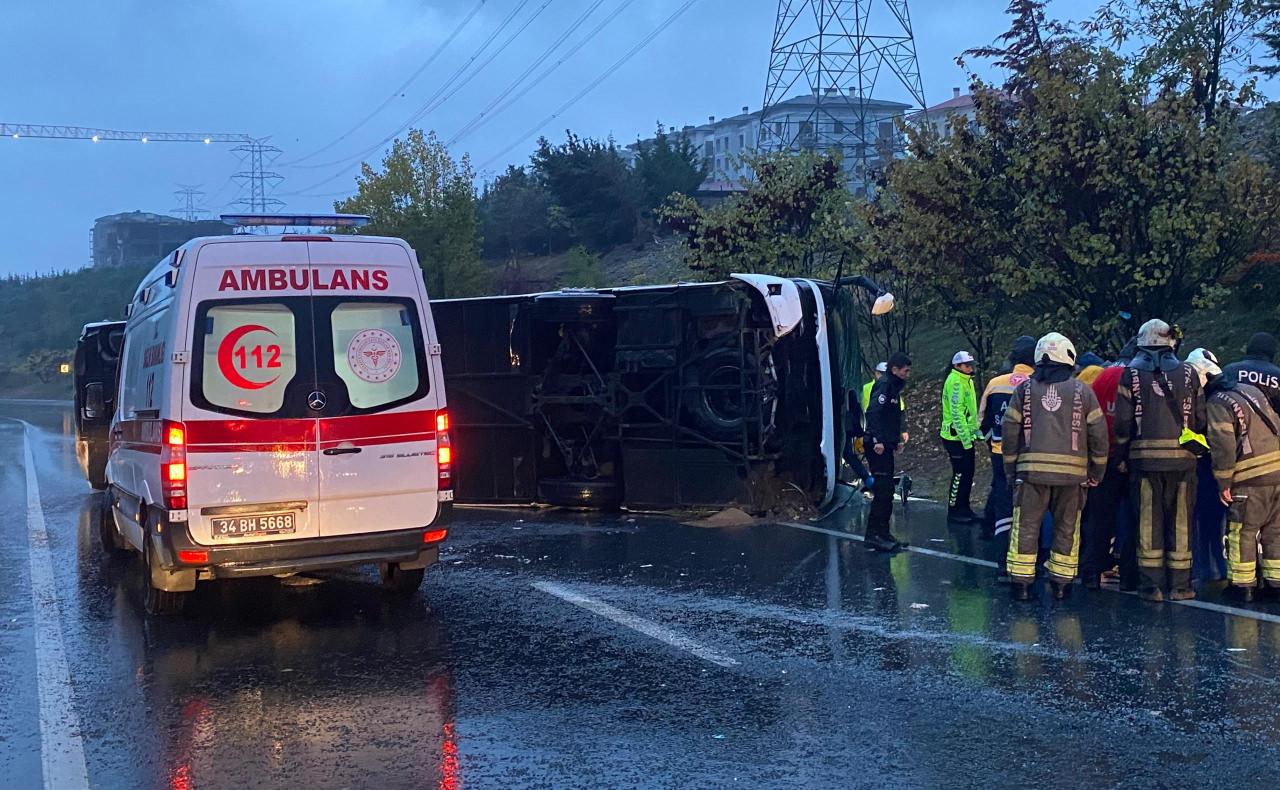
[1113,319,1208,602]
[941,351,980,524]
[1002,333,1109,600]
[864,352,912,552]
[1205,362,1280,603]
[979,336,1036,564]
[1220,332,1280,413]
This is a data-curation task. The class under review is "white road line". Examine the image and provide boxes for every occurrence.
[780,521,999,569]
[533,581,739,668]
[777,521,1280,626]
[23,425,91,790]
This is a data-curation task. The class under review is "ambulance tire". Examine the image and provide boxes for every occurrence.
[380,563,425,596]
[538,477,621,510]
[95,494,128,558]
[141,530,187,616]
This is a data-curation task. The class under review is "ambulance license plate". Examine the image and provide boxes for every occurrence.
[211,513,296,538]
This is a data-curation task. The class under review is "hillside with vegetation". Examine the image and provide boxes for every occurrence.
[0,265,146,396]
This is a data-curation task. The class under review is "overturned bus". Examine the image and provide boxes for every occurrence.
[432,275,892,513]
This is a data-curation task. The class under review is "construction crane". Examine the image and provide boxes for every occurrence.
[0,123,251,144]
[1,123,285,214]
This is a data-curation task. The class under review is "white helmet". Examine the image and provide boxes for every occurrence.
[952,351,975,366]
[1138,319,1176,348]
[1185,348,1221,385]
[1035,332,1077,366]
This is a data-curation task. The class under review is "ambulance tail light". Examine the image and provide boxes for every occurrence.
[435,411,452,490]
[160,420,188,511]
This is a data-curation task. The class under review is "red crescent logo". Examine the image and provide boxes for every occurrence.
[217,324,280,390]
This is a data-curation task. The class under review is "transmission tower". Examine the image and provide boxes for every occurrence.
[231,138,285,220]
[759,0,928,196]
[171,184,208,221]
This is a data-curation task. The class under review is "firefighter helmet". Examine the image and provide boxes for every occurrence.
[1035,332,1077,366]
[1185,348,1221,385]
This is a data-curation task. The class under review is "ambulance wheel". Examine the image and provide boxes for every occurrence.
[380,563,425,595]
[95,495,128,557]
[141,540,187,616]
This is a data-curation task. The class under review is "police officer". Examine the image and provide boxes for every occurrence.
[864,352,912,552]
[1220,332,1280,412]
[1002,333,1109,600]
[1206,365,1280,602]
[1113,319,1208,602]
[941,351,980,524]
[978,336,1035,561]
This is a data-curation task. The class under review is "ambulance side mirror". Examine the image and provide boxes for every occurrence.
[84,383,106,421]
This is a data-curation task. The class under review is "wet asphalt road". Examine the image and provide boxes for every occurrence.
[4,401,1280,789]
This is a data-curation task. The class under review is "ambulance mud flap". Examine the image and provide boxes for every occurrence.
[148,533,197,593]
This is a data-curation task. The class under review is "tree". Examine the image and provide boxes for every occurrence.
[862,112,1022,373]
[335,129,489,299]
[633,124,707,211]
[658,150,855,279]
[531,132,639,250]
[559,245,605,288]
[1088,0,1272,126]
[1256,1,1280,75]
[18,349,70,385]
[478,165,562,258]
[940,20,1278,352]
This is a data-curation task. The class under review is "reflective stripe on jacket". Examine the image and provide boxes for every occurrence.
[940,369,979,448]
[1207,383,1280,491]
[1002,378,1109,485]
[1113,363,1207,472]
[978,364,1033,455]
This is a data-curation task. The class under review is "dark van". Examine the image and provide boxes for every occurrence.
[74,320,126,489]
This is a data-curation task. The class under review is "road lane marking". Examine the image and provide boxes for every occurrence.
[22,424,91,790]
[777,521,1280,626]
[533,581,740,668]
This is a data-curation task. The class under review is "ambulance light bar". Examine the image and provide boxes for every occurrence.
[220,214,370,228]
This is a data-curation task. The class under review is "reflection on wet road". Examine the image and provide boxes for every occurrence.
[3,400,1280,788]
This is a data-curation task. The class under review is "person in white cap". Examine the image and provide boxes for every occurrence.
[941,350,980,523]
[1002,332,1109,600]
[1185,349,1229,585]
[1113,319,1208,602]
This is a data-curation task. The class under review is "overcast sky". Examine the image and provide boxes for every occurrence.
[0,0,1270,276]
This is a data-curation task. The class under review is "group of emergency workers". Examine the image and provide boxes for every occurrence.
[851,323,1280,604]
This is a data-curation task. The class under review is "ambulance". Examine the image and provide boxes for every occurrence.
[102,215,452,614]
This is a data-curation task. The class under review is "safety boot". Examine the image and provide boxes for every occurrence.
[1229,585,1256,604]
[1050,580,1072,600]
[1139,588,1165,603]
[1168,588,1196,601]
[1011,582,1033,601]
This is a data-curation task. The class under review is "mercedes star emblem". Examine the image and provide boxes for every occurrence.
[307,390,327,411]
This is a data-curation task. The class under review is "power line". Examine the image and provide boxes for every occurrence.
[281,0,488,166]
[479,0,700,171]
[278,0,557,198]
[285,0,540,173]
[445,0,626,148]
[171,184,208,221]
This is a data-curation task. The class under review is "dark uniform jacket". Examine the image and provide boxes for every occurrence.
[1207,383,1280,492]
[1220,356,1280,413]
[978,363,1033,456]
[1113,356,1207,473]
[1002,372,1109,485]
[865,373,906,449]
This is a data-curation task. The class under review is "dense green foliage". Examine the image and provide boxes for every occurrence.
[0,265,144,388]
[335,129,490,299]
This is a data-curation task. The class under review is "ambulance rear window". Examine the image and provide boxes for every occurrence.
[331,301,420,409]
[198,303,298,415]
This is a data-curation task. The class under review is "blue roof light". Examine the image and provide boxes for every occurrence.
[220,214,370,228]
